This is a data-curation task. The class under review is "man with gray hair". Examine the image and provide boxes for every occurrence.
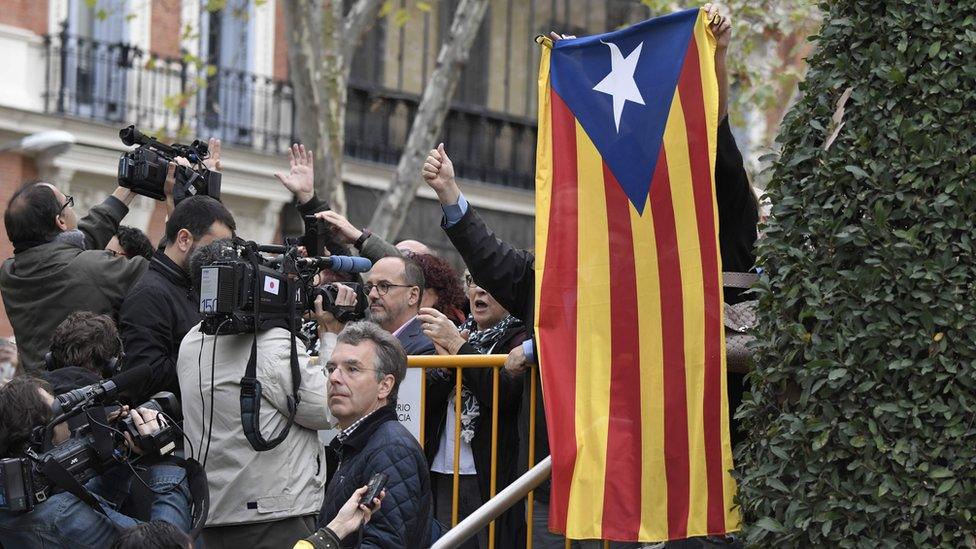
[318,321,434,548]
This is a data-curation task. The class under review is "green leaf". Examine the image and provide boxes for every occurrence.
[845,165,869,179]
[754,517,785,533]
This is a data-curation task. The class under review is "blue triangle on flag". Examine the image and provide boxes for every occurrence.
[550,8,698,213]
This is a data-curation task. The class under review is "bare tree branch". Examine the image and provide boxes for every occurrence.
[367,0,491,238]
[341,0,385,70]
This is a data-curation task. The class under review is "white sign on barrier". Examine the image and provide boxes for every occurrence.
[318,368,423,445]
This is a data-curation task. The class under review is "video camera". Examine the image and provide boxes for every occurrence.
[196,238,370,453]
[0,384,180,513]
[117,125,222,205]
[199,239,371,336]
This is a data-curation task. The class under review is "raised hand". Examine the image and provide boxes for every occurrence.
[203,138,222,172]
[704,3,732,50]
[274,143,315,205]
[421,143,461,205]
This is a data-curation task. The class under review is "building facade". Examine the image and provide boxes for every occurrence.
[0,0,674,337]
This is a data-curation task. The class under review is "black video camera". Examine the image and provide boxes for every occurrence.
[199,240,372,336]
[310,283,368,323]
[117,125,222,206]
[0,391,180,513]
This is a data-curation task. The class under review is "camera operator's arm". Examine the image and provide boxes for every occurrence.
[316,210,400,262]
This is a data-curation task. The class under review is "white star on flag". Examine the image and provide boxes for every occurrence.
[592,41,645,132]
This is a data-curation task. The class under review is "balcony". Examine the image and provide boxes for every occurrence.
[41,28,536,190]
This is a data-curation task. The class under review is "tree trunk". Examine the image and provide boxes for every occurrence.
[283,0,383,214]
[318,0,346,214]
[366,0,491,239]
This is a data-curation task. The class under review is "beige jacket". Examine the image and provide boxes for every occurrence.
[176,324,333,526]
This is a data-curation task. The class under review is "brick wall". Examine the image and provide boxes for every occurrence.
[0,153,38,338]
[274,0,288,80]
[0,0,48,35]
[151,0,182,58]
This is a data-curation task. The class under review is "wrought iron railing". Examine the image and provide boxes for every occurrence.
[42,26,536,190]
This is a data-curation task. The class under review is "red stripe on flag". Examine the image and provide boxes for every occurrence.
[538,89,580,534]
[600,164,643,540]
[678,35,726,534]
[649,147,690,539]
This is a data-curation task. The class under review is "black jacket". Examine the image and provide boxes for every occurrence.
[319,405,434,548]
[424,324,528,547]
[443,116,758,498]
[444,207,550,505]
[118,251,198,401]
[715,117,760,305]
[396,317,436,356]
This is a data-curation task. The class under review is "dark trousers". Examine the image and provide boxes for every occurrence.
[432,472,487,549]
[201,515,316,549]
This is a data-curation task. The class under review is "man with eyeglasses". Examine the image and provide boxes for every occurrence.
[1,180,159,373]
[318,321,434,548]
[363,256,437,356]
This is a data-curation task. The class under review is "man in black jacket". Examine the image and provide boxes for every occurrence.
[319,321,434,548]
[117,196,235,401]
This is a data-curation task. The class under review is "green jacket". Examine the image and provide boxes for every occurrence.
[0,196,148,373]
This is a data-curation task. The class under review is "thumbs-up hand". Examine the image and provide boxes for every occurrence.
[422,143,461,205]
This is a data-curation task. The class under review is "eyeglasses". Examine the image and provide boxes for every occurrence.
[58,195,74,215]
[326,363,379,378]
[364,281,414,296]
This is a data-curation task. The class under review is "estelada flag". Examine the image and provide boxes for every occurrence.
[534,7,741,542]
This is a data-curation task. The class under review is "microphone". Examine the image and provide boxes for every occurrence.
[51,364,153,416]
[297,255,372,274]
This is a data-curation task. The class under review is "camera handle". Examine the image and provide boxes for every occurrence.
[240,249,302,452]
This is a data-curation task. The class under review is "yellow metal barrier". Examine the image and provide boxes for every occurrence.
[330,355,609,549]
[408,355,508,547]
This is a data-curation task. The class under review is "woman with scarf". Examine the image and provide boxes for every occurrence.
[418,272,529,549]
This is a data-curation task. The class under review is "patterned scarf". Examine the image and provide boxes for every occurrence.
[432,314,524,444]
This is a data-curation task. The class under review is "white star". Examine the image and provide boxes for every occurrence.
[592,41,645,132]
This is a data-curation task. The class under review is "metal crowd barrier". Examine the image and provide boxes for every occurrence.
[408,355,614,549]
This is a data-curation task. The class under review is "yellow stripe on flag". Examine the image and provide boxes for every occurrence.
[534,46,553,314]
[566,121,612,535]
[661,91,709,536]
[694,15,741,530]
[632,195,669,540]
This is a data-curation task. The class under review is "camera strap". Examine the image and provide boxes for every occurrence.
[178,456,210,539]
[240,252,302,452]
[39,455,113,520]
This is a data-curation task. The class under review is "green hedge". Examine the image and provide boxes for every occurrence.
[735,1,976,547]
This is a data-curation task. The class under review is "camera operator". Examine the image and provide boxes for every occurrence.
[176,241,332,549]
[43,311,124,394]
[118,195,236,402]
[0,179,160,373]
[0,376,192,547]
